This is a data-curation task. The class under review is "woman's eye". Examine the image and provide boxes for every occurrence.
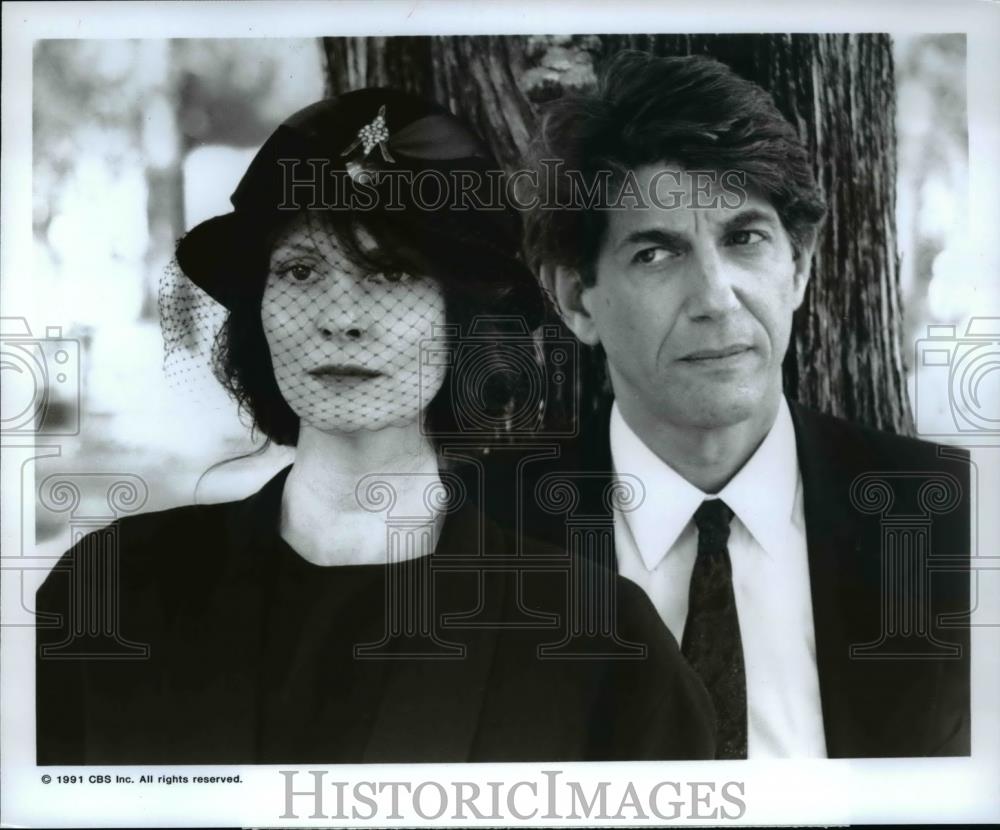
[727,229,767,247]
[278,263,316,282]
[632,247,674,266]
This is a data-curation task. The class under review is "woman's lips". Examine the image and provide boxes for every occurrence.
[308,365,383,380]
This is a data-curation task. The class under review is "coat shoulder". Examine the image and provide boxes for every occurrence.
[790,403,970,474]
[37,498,242,606]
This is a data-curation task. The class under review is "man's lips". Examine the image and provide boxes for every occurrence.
[308,365,383,379]
[680,344,754,361]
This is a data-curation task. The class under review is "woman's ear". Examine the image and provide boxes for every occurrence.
[542,264,602,347]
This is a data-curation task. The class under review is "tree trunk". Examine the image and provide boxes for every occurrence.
[322,34,912,435]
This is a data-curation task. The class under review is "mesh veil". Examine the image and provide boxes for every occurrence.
[158,255,232,411]
[157,213,451,440]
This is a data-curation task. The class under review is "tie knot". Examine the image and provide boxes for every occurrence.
[693,499,734,536]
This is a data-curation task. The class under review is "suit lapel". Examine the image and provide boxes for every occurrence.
[788,403,875,756]
[161,467,292,762]
[575,402,620,575]
[788,403,964,757]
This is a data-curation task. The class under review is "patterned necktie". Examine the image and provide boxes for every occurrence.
[681,498,748,759]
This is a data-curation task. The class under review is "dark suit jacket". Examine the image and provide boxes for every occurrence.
[509,401,972,758]
[36,464,715,765]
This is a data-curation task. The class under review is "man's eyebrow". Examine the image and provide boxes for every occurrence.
[720,208,779,234]
[614,228,689,254]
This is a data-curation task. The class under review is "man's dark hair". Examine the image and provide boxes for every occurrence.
[522,50,827,284]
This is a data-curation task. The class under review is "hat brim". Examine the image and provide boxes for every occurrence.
[175,212,270,310]
[175,210,546,327]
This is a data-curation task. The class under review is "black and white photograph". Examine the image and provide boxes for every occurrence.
[2,1,998,826]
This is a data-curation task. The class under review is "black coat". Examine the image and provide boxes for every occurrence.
[788,403,970,757]
[508,402,972,758]
[36,465,716,765]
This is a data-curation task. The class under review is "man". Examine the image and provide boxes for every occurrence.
[521,51,970,759]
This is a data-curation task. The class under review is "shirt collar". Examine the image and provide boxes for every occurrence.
[609,398,800,571]
[609,404,703,571]
[716,398,801,560]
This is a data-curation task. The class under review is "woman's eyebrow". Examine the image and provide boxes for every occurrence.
[270,241,323,258]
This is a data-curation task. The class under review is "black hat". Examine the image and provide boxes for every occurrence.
[175,88,544,325]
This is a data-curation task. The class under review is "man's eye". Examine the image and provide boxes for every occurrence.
[278,263,317,282]
[727,229,767,246]
[632,247,674,266]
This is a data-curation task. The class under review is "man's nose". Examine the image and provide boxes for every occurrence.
[316,273,370,341]
[685,248,741,320]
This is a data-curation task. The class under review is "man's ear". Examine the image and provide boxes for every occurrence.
[542,264,602,346]
[791,231,818,308]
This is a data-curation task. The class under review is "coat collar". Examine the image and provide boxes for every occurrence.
[224,464,292,569]
[157,466,296,761]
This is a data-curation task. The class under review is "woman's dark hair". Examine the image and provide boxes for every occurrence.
[522,51,828,284]
[211,207,541,448]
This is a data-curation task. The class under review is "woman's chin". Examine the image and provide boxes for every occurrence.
[298,414,428,437]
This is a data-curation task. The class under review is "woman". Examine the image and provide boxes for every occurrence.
[36,89,715,764]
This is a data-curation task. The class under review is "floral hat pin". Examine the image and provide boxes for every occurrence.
[338,103,487,184]
[341,104,395,163]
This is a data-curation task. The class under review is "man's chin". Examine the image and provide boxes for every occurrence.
[661,391,767,431]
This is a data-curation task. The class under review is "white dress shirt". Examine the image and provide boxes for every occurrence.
[610,398,828,759]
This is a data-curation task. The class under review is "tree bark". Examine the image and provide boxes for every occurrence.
[322,34,912,435]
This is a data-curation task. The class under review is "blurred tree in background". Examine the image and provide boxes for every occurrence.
[31,39,323,537]
[34,40,172,327]
[34,39,324,329]
[324,34,913,435]
[894,35,968,367]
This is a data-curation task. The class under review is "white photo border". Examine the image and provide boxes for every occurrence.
[3,1,999,827]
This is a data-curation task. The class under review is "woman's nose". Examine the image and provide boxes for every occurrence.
[316,273,370,340]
